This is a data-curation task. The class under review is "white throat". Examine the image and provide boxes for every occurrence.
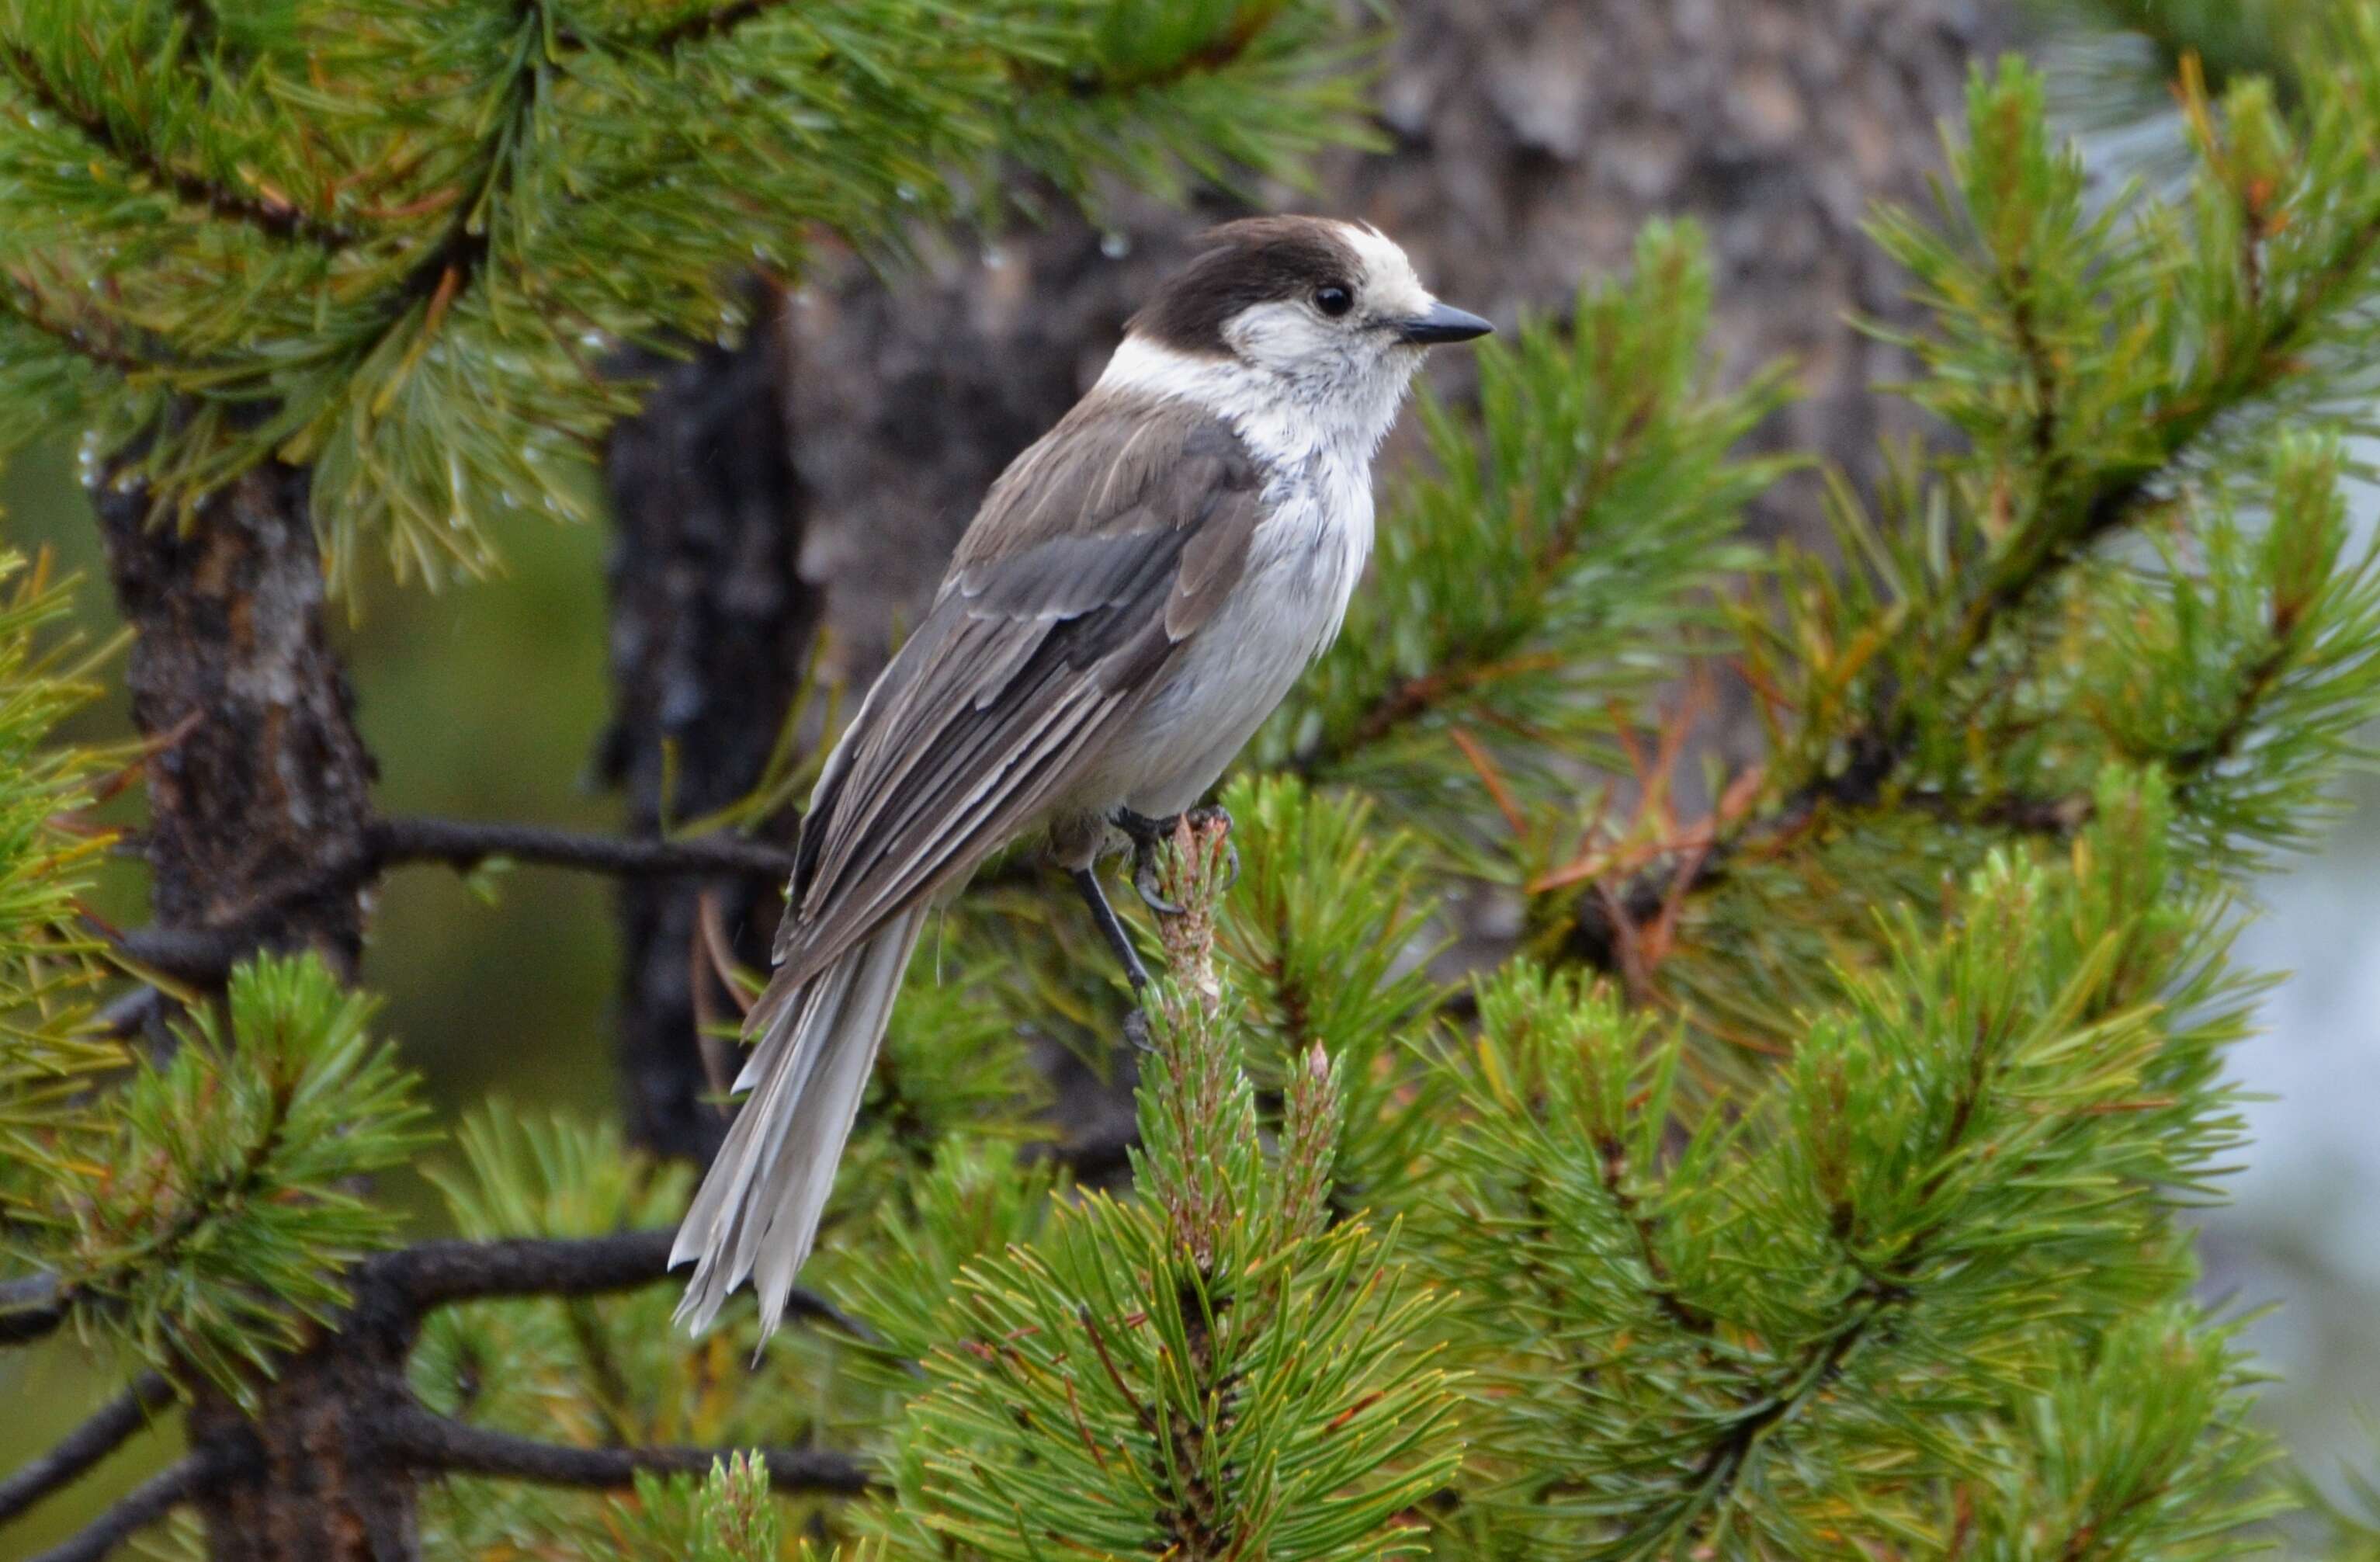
[1094,334,1417,477]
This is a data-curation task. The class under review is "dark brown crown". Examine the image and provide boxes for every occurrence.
[1126,217,1365,357]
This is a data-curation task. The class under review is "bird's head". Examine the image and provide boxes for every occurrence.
[1116,216,1491,455]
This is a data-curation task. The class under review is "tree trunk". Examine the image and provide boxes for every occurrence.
[92,462,411,1557]
[182,1325,418,1562]
[597,0,2008,1141]
[92,460,379,982]
[598,291,821,1162]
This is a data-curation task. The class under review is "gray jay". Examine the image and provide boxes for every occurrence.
[671,216,1490,1338]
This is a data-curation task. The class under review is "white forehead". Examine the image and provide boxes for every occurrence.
[1335,222,1432,314]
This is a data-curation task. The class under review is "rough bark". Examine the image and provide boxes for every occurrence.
[182,1322,418,1562]
[598,292,821,1162]
[91,463,404,1557]
[93,461,379,983]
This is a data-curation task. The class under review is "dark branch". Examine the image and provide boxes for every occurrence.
[0,1374,175,1524]
[373,816,796,880]
[22,1450,232,1562]
[366,1228,685,1310]
[359,1228,862,1338]
[1032,1118,1140,1180]
[6,1231,861,1361]
[380,1405,870,1494]
[94,814,797,984]
[0,42,356,249]
[0,1275,65,1345]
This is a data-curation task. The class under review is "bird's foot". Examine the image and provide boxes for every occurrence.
[1115,804,1237,914]
[1131,845,1185,916]
[1114,807,1184,914]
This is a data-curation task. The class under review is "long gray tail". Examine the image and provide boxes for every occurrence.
[670,906,928,1339]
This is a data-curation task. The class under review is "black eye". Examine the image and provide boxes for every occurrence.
[1314,284,1354,318]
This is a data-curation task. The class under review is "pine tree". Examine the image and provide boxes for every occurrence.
[9,4,2380,1562]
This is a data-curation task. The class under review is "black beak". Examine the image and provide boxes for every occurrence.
[1397,301,1494,345]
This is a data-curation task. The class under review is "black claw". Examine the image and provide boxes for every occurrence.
[1122,1007,1155,1055]
[1133,844,1185,916]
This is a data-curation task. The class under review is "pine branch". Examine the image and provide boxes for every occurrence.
[380,1405,871,1495]
[1566,200,2380,971]
[1023,5,1281,95]
[0,277,165,377]
[1563,762,2083,972]
[366,0,544,367]
[1663,1277,1907,1546]
[0,39,355,250]
[1298,407,1660,776]
[21,1449,237,1562]
[1594,1133,1715,1338]
[0,1373,175,1524]
[2166,638,2292,801]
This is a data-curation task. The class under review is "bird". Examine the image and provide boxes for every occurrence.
[670,215,1491,1338]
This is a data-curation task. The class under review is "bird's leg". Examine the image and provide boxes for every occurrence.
[1070,865,1153,993]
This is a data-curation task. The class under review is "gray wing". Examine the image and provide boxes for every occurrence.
[768,395,1261,986]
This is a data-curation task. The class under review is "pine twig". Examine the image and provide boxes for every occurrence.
[378,1404,871,1494]
[0,1374,175,1523]
[0,40,356,250]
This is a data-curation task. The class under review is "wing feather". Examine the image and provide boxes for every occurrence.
[768,394,1262,987]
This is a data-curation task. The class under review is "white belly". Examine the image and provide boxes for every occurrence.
[1077,475,1370,819]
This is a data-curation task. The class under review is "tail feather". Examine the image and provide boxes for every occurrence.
[671,907,928,1339]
